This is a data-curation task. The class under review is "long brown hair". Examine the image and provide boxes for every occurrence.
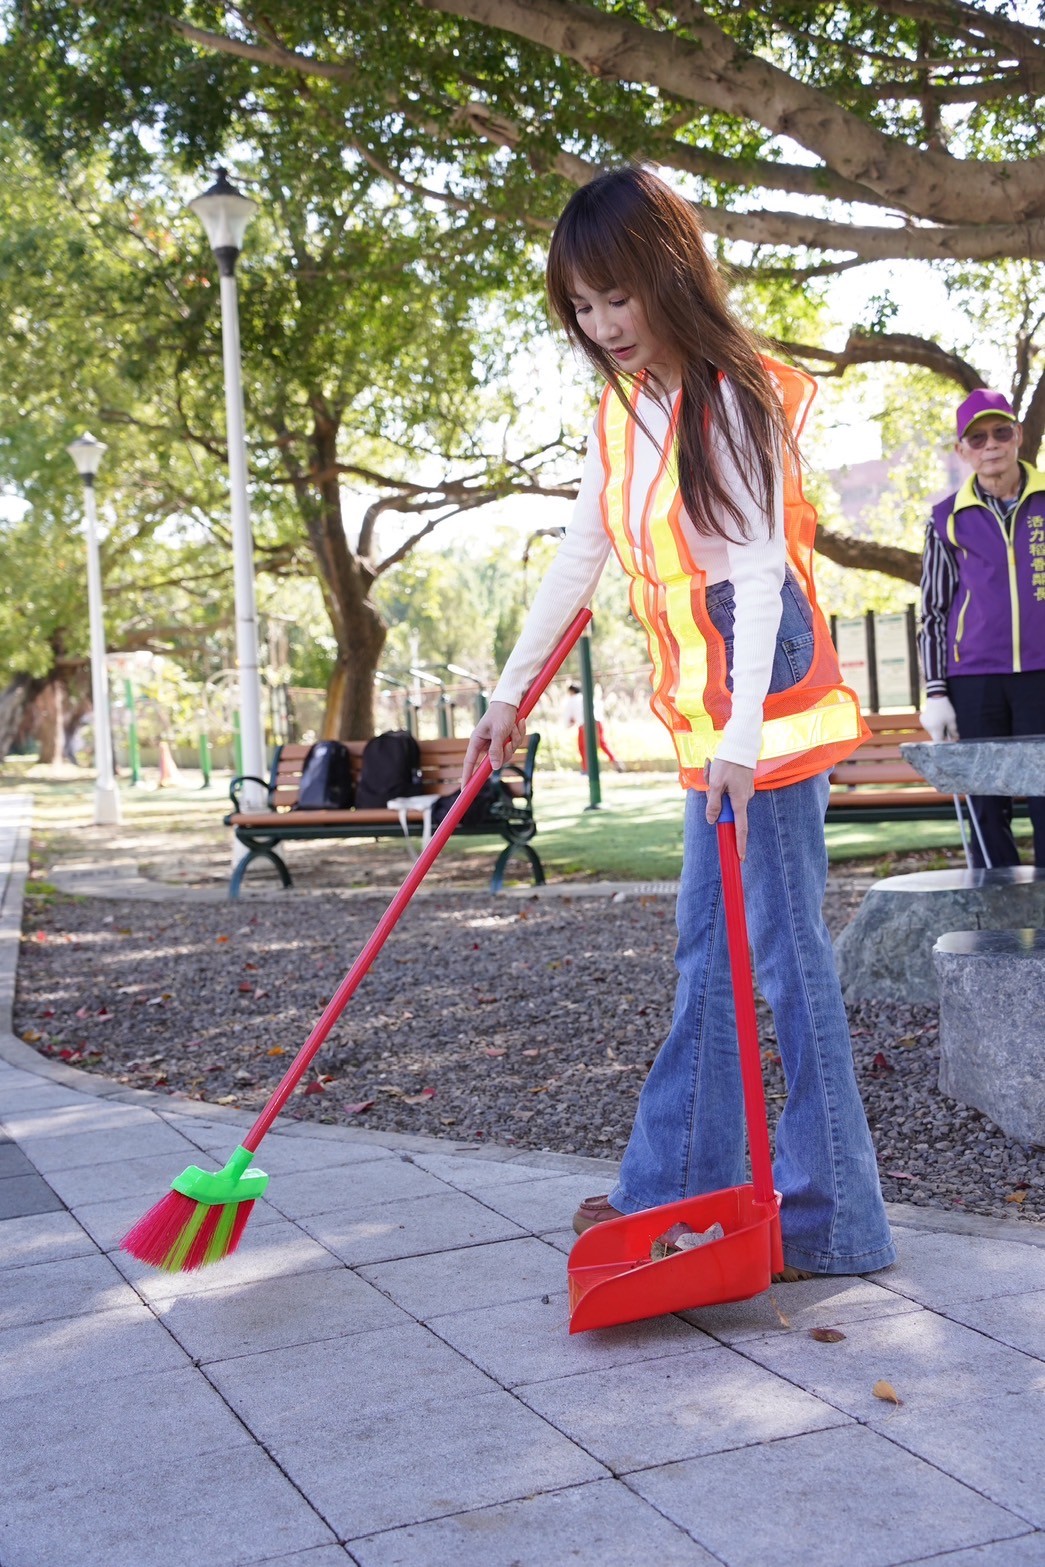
[546,165,789,540]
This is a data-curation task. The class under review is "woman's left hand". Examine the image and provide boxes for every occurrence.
[704,758,756,860]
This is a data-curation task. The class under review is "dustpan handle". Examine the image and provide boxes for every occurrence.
[715,797,775,1205]
[241,608,593,1153]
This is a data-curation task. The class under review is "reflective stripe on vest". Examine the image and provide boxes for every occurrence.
[597,358,867,789]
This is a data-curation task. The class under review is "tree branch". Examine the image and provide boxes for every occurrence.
[776,331,985,391]
[814,525,921,586]
[416,0,1045,224]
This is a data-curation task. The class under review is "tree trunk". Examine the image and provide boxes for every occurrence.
[283,406,389,740]
[30,675,73,765]
[0,675,43,763]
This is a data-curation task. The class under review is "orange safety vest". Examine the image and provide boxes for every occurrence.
[596,356,868,790]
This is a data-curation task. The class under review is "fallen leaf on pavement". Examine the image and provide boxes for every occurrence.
[302,1080,326,1095]
[267,1046,286,1056]
[344,1100,375,1114]
[403,1087,437,1105]
[809,1328,846,1343]
[873,1379,902,1405]
[1005,1191,1027,1204]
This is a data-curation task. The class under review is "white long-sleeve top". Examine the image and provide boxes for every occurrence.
[492,380,786,770]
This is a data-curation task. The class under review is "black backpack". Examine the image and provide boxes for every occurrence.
[355,729,422,808]
[295,740,354,810]
[431,779,503,830]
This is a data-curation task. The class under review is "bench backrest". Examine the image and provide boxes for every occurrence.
[829,710,934,788]
[268,735,534,811]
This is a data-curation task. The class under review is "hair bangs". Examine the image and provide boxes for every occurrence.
[547,180,645,333]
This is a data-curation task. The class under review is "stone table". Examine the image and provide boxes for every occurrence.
[900,736,1045,799]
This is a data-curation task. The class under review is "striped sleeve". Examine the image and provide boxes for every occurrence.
[919,520,957,694]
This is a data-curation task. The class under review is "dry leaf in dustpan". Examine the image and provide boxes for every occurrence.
[873,1379,903,1405]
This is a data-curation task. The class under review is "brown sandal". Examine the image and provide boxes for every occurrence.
[572,1194,624,1235]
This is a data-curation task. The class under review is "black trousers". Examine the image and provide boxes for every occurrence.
[947,670,1045,867]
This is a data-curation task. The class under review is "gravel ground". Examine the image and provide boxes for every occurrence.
[12,884,1045,1225]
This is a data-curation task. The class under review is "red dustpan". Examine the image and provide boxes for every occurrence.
[568,796,783,1332]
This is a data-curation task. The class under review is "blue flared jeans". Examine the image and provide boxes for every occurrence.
[609,771,896,1275]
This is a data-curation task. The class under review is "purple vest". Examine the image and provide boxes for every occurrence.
[931,466,1045,677]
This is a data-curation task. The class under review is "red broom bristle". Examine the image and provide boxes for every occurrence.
[121,1190,199,1268]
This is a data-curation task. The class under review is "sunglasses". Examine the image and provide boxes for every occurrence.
[963,423,1017,449]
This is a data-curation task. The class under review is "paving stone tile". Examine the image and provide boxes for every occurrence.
[4,1365,256,1497]
[301,1189,527,1266]
[172,1119,399,1172]
[1,1101,159,1142]
[20,1119,201,1174]
[0,1442,335,1567]
[0,1171,64,1219]
[0,1082,105,1112]
[0,1139,33,1175]
[879,1230,1045,1308]
[518,1343,847,1472]
[681,1275,925,1345]
[277,1388,605,1539]
[903,1538,1045,1565]
[428,1288,708,1389]
[112,1213,339,1302]
[0,1251,139,1329]
[247,1551,353,1567]
[359,1236,567,1319]
[539,1225,577,1254]
[467,1172,605,1234]
[407,1151,567,1196]
[884,1388,1045,1529]
[0,1210,97,1268]
[157,1264,411,1362]
[350,1477,719,1566]
[246,1552,353,1567]
[943,1288,1045,1361]
[627,1424,1028,1567]
[206,1319,498,1443]
[36,1149,207,1207]
[71,1188,285,1253]
[0,1301,190,1400]
[740,1309,1045,1422]
[263,1156,448,1219]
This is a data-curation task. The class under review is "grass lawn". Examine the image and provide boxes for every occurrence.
[3,758,1032,884]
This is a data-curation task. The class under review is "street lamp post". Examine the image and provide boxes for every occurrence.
[188,168,266,808]
[66,433,122,826]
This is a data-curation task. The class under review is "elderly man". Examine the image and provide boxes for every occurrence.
[919,388,1045,867]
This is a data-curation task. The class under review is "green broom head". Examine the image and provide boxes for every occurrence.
[120,1146,269,1273]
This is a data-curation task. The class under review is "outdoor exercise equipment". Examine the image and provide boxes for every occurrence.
[566,795,783,1332]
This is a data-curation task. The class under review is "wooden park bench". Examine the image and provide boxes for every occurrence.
[224,735,544,899]
[827,711,954,821]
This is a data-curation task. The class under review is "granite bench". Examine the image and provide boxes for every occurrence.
[833,865,1045,1003]
[933,928,1045,1146]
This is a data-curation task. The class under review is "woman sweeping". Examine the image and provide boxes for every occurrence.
[462,166,895,1280]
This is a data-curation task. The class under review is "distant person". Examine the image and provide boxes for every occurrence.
[562,681,624,773]
[919,388,1045,867]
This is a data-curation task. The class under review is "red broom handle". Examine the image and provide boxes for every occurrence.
[715,799,775,1206]
[242,609,593,1153]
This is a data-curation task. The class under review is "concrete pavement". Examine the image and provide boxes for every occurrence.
[2,792,1045,1566]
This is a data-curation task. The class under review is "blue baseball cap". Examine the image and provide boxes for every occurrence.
[956,388,1017,440]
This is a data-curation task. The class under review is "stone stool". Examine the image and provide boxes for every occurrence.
[933,928,1045,1146]
[834,866,1045,1003]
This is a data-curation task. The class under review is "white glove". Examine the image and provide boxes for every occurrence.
[920,695,960,742]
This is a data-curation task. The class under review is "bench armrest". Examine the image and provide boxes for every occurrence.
[229,774,272,812]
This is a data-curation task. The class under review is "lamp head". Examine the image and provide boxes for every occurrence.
[188,168,257,260]
[67,432,107,480]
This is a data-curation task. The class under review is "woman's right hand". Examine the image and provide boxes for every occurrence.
[461,701,526,787]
